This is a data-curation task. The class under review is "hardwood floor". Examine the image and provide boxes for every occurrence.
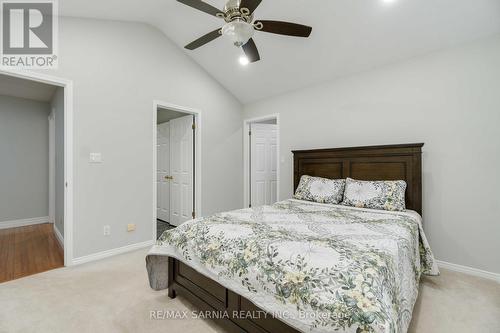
[0,223,64,283]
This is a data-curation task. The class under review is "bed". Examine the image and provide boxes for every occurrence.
[146,143,439,333]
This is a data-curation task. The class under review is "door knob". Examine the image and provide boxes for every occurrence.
[164,176,173,180]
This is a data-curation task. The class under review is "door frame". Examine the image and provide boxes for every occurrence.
[48,109,55,225]
[0,69,74,267]
[152,100,202,239]
[243,114,280,208]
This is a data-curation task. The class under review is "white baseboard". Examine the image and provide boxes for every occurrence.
[72,240,155,266]
[0,216,49,229]
[53,224,64,248]
[437,260,500,283]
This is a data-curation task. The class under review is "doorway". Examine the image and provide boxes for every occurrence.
[0,71,72,281]
[0,69,73,266]
[243,114,280,208]
[153,101,202,240]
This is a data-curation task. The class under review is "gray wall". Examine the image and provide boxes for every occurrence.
[51,87,65,234]
[0,95,50,222]
[36,17,243,258]
[244,35,500,274]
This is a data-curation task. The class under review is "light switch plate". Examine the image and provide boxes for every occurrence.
[127,224,136,232]
[90,153,102,163]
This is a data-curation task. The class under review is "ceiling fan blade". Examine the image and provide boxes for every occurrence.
[185,28,222,50]
[242,38,260,63]
[177,0,223,17]
[239,0,262,15]
[254,20,312,37]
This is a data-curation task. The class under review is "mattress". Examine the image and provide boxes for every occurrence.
[146,199,439,333]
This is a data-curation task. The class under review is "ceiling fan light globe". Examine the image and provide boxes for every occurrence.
[222,20,254,47]
[239,56,250,66]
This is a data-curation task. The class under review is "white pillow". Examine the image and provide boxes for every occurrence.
[294,175,346,204]
[342,178,407,211]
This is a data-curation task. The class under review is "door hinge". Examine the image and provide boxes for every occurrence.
[249,204,252,208]
[192,211,196,219]
[192,123,196,130]
[249,130,251,136]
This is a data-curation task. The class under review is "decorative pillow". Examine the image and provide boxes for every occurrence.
[342,178,407,211]
[294,175,346,204]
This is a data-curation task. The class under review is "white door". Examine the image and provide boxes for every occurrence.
[170,115,194,226]
[250,123,278,207]
[157,122,170,222]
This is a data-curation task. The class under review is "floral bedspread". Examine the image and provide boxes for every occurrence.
[146,199,439,333]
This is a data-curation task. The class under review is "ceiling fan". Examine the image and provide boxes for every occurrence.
[177,0,312,63]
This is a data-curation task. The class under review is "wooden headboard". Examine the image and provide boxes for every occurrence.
[293,143,424,214]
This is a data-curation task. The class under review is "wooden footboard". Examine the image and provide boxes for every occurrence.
[167,257,300,333]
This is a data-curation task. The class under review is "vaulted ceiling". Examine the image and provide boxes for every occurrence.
[60,0,500,103]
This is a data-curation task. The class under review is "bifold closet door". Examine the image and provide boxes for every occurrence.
[170,115,194,226]
[157,122,170,222]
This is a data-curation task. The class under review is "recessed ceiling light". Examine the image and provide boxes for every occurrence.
[239,56,250,66]
[382,0,397,4]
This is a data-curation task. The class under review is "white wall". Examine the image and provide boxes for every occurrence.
[0,95,50,222]
[51,87,64,234]
[244,35,500,274]
[37,17,243,259]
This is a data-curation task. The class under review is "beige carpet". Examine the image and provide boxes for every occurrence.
[0,248,498,333]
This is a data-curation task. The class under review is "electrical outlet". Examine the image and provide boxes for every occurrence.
[127,224,136,232]
[103,225,111,236]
